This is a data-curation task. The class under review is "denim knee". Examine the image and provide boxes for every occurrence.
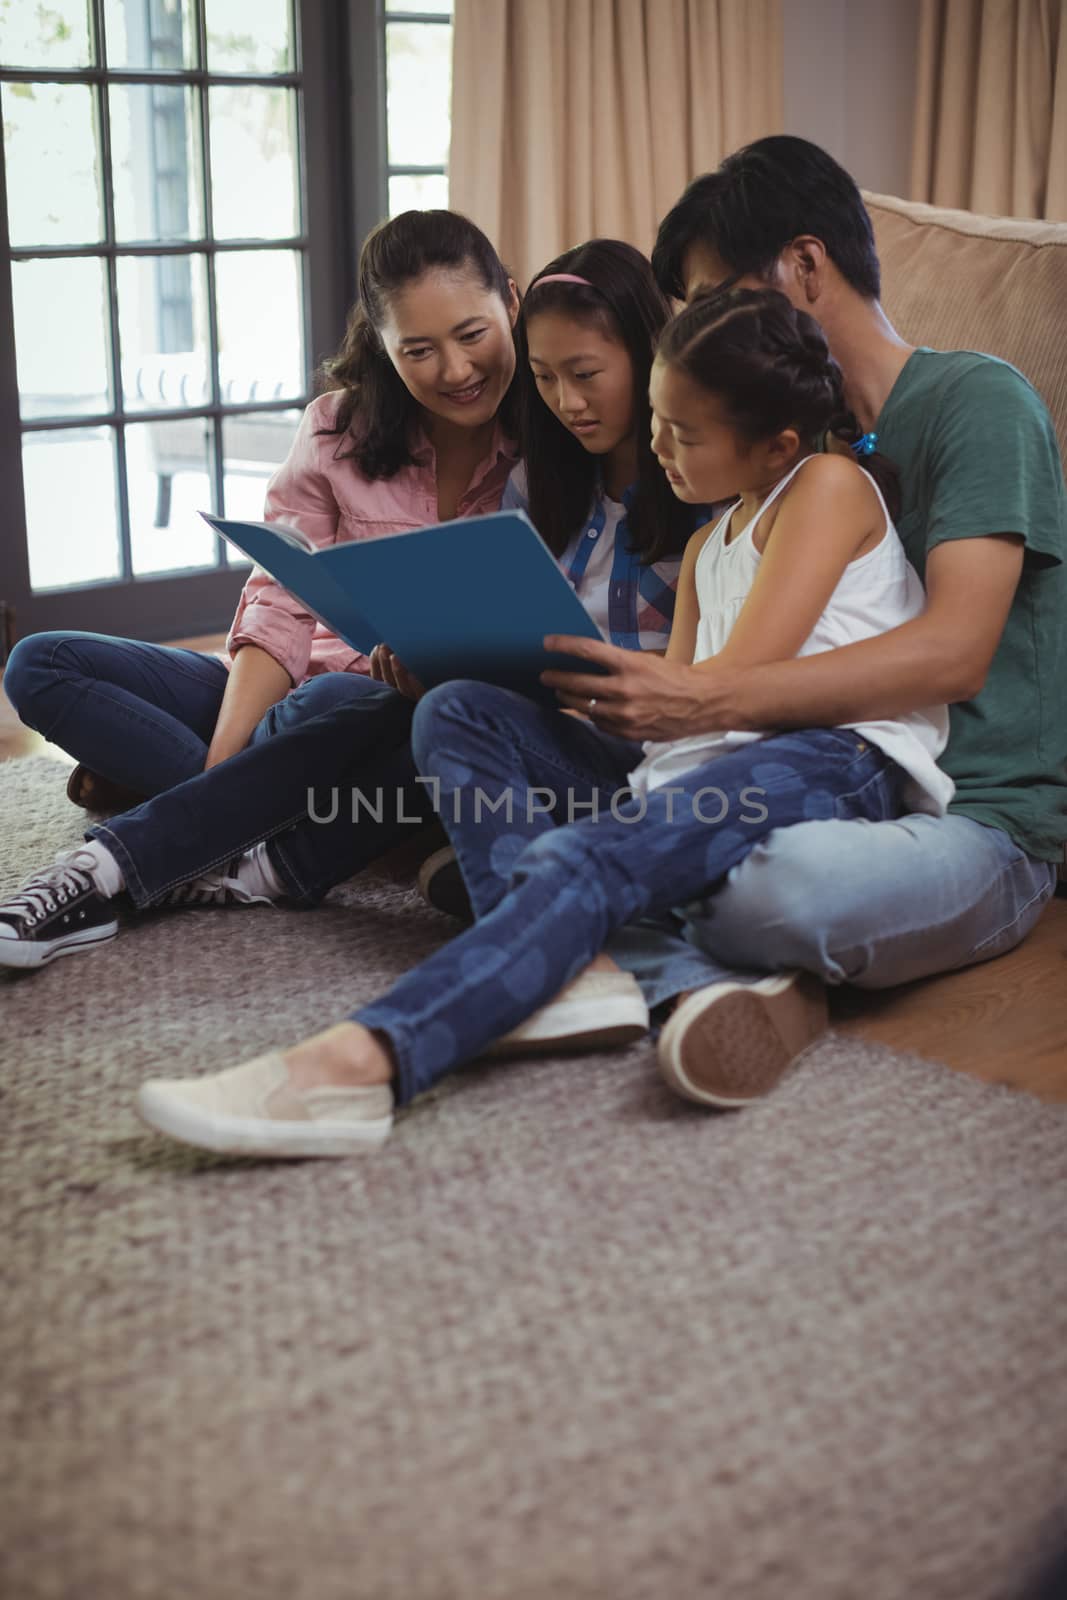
[411,679,488,770]
[2,632,64,724]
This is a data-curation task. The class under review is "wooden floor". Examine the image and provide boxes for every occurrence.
[2,640,1065,1101]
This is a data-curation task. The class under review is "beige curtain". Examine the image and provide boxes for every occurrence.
[449,0,782,289]
[910,0,1067,220]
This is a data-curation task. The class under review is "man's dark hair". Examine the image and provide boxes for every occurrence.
[652,136,881,302]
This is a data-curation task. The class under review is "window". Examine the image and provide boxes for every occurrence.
[0,1,309,607]
[0,0,450,655]
[384,1,451,217]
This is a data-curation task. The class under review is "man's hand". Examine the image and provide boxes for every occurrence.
[369,644,426,702]
[541,635,739,741]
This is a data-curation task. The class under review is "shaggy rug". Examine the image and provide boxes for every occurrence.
[1,755,1065,1600]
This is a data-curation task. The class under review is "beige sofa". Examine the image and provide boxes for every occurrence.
[864,192,1067,878]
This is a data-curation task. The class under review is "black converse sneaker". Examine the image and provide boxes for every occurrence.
[0,848,119,970]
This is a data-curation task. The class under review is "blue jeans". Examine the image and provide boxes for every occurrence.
[356,682,902,1106]
[3,629,378,796]
[86,675,432,907]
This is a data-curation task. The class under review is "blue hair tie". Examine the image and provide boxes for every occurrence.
[850,431,878,456]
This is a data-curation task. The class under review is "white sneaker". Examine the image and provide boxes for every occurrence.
[657,971,827,1108]
[137,1051,394,1157]
[486,969,649,1057]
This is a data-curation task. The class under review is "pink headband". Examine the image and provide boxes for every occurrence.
[532,272,595,289]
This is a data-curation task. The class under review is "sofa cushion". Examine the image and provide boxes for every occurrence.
[864,191,1067,466]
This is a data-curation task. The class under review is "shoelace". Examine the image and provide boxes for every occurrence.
[164,861,255,906]
[0,852,98,925]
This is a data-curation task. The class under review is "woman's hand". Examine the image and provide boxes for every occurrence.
[369,644,426,702]
[541,634,741,742]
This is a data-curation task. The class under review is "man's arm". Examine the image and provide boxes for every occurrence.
[541,534,1024,742]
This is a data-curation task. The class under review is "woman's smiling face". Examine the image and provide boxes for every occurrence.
[525,309,636,458]
[378,264,519,430]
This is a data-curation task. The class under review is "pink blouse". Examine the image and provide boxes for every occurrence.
[226,391,519,686]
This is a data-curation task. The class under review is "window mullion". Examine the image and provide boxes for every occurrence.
[193,0,225,552]
[92,0,135,587]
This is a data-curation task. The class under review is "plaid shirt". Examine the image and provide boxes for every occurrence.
[503,465,706,651]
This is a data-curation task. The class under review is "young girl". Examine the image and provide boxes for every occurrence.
[0,241,694,968]
[131,286,952,1157]
[3,208,521,811]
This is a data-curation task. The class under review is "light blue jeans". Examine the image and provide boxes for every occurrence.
[606,810,1058,1008]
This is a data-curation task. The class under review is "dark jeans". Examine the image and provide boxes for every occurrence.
[3,629,380,796]
[87,676,432,907]
[355,681,903,1106]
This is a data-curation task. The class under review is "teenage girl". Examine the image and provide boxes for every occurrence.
[0,241,692,967]
[131,286,953,1157]
[419,237,702,912]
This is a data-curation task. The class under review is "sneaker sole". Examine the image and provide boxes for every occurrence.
[0,922,118,970]
[486,994,650,1058]
[137,1083,392,1158]
[657,973,826,1108]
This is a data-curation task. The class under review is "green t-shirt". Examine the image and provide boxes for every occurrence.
[876,348,1067,861]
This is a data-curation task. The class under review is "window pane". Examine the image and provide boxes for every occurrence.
[386,22,452,167]
[0,0,93,69]
[389,173,449,216]
[13,257,111,420]
[215,250,304,402]
[23,429,120,590]
[117,255,210,413]
[205,0,292,73]
[385,1,452,13]
[104,0,196,69]
[126,420,217,576]
[110,85,202,243]
[209,86,298,239]
[222,407,302,557]
[2,83,102,248]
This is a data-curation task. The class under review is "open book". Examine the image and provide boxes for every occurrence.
[201,509,606,701]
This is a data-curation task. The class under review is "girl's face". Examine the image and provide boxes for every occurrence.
[378,265,519,430]
[650,356,774,502]
[525,310,635,458]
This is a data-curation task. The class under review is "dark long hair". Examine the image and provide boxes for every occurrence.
[658,287,900,520]
[652,135,881,302]
[516,239,693,565]
[317,209,519,479]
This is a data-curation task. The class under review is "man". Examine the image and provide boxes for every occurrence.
[543,135,1066,1107]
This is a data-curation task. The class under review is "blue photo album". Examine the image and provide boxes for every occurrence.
[200,509,607,702]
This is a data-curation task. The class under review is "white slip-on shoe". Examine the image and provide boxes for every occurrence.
[656,971,827,1109]
[137,1051,394,1158]
[486,969,650,1057]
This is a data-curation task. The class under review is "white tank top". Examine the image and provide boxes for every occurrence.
[629,455,954,814]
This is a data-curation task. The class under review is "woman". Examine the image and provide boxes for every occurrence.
[3,209,521,809]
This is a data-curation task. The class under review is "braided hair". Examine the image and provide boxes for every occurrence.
[656,287,900,520]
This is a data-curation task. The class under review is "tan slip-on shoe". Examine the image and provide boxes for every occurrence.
[137,1052,394,1158]
[486,969,650,1058]
[657,972,827,1109]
